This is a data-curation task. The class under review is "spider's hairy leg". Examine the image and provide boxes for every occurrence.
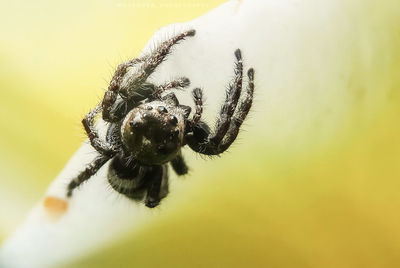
[210,49,243,145]
[219,68,255,152]
[186,50,243,154]
[153,77,190,99]
[170,152,189,175]
[185,121,212,153]
[185,50,254,155]
[67,155,110,197]
[191,87,203,126]
[82,105,118,156]
[119,29,196,99]
[102,58,143,122]
[141,29,196,78]
[145,165,169,208]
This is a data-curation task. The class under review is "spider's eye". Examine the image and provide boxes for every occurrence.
[170,129,179,140]
[129,120,141,129]
[157,106,168,113]
[157,145,169,155]
[146,106,153,110]
[169,115,178,125]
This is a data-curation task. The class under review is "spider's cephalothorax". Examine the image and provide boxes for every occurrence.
[67,29,255,208]
[121,101,187,165]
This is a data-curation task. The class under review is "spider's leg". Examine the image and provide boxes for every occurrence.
[105,122,122,149]
[219,68,255,151]
[185,50,254,155]
[103,30,195,121]
[67,155,110,197]
[82,105,118,156]
[102,58,142,122]
[140,30,195,79]
[152,77,190,99]
[191,87,203,126]
[170,152,188,175]
[185,121,212,153]
[186,50,243,155]
[119,29,196,99]
[145,165,169,208]
[209,49,243,145]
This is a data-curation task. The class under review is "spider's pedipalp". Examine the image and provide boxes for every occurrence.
[179,105,192,119]
[153,77,191,99]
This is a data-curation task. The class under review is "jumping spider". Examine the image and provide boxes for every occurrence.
[67,29,255,208]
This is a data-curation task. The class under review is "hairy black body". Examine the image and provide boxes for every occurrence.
[67,29,255,208]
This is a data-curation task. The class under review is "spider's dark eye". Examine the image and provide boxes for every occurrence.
[170,129,179,140]
[157,106,168,113]
[146,106,153,110]
[169,115,178,125]
[157,145,168,155]
[129,120,141,129]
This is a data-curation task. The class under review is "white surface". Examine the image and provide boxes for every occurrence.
[1,143,147,268]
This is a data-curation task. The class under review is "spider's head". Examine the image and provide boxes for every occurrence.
[121,101,186,165]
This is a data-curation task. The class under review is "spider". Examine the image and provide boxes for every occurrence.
[67,29,255,208]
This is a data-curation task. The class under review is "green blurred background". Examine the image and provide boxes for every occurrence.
[1,0,400,267]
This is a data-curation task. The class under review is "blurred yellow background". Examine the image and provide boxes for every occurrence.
[1,0,400,267]
[0,0,225,235]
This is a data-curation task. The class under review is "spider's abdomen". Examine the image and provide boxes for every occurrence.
[108,154,169,207]
[108,156,147,200]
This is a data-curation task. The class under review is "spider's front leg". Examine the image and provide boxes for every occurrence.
[186,50,255,155]
[102,58,142,122]
[102,29,195,122]
[121,29,196,98]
